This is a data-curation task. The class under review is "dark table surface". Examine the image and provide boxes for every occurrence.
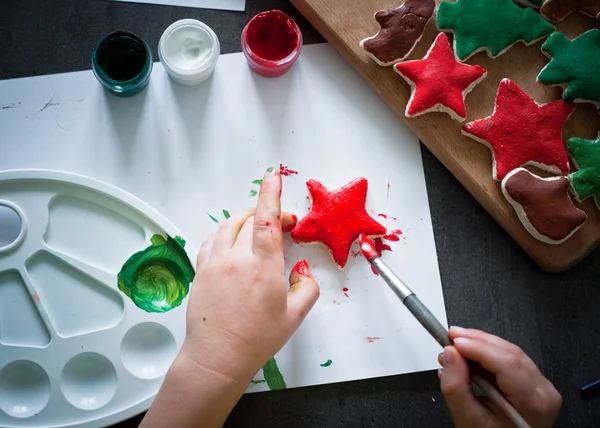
[2,1,600,427]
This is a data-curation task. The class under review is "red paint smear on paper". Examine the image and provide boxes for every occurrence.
[367,336,381,343]
[383,229,403,242]
[292,260,310,277]
[279,164,298,176]
[265,221,271,226]
[342,287,349,298]
[377,213,397,220]
[283,214,298,232]
[373,238,392,256]
[32,293,40,304]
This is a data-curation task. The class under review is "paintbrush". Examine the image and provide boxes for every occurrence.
[358,234,531,428]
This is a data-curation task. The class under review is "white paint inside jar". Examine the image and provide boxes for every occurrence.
[162,25,213,70]
[159,19,220,86]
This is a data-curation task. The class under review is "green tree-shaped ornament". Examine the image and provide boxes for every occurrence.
[567,133,600,207]
[538,30,600,112]
[437,0,555,61]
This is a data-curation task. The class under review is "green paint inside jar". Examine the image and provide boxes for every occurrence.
[92,31,153,97]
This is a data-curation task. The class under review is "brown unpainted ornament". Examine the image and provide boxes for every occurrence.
[540,0,600,23]
[501,169,587,244]
[360,0,436,66]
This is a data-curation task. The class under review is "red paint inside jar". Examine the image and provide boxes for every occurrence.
[242,10,302,78]
[246,12,298,60]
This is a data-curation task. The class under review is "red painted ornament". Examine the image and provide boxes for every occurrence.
[462,79,574,181]
[290,178,386,268]
[393,33,487,122]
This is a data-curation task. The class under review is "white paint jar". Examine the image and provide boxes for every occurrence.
[158,19,220,86]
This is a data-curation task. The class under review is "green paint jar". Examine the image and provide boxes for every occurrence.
[92,31,153,97]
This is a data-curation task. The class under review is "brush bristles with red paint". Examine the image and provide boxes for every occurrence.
[359,234,379,262]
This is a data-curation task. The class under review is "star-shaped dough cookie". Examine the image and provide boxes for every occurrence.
[462,79,575,181]
[502,168,587,244]
[394,32,487,121]
[567,132,600,208]
[290,178,386,268]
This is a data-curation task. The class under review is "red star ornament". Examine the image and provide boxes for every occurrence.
[393,32,487,122]
[462,78,574,181]
[290,177,386,268]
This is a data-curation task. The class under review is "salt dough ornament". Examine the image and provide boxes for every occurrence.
[393,32,487,121]
[567,132,600,209]
[462,79,575,181]
[290,178,386,268]
[437,0,555,61]
[502,168,587,245]
[540,0,600,22]
[360,0,436,66]
[538,30,600,112]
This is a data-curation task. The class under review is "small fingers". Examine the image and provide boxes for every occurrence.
[212,208,255,253]
[281,213,298,233]
[451,336,537,378]
[196,233,215,270]
[452,335,546,411]
[439,346,494,428]
[287,260,320,328]
[449,326,523,353]
[234,211,297,250]
[253,168,282,256]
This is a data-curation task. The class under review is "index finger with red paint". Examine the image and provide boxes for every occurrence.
[253,167,282,256]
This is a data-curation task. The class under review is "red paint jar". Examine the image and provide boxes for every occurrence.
[241,10,303,78]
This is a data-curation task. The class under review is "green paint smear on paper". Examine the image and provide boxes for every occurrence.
[320,359,333,367]
[250,379,266,385]
[208,213,219,223]
[262,357,287,390]
[222,209,231,219]
[118,234,194,313]
[249,178,263,198]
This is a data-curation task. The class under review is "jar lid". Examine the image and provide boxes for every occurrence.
[159,19,220,82]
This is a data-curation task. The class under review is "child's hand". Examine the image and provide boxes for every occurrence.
[181,167,320,383]
[439,327,562,428]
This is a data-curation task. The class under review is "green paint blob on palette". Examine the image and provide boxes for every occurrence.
[118,234,194,313]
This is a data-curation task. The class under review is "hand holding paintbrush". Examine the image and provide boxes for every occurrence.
[359,234,562,428]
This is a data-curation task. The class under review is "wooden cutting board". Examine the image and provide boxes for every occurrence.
[290,0,600,272]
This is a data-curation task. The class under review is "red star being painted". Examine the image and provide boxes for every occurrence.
[462,79,574,181]
[290,178,386,268]
[393,32,487,122]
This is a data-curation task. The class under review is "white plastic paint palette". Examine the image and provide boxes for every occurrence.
[0,170,196,428]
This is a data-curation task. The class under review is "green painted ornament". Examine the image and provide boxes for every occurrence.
[567,133,600,208]
[538,30,600,112]
[437,0,555,61]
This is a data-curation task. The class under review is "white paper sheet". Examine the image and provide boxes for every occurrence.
[109,0,245,12]
[0,44,446,391]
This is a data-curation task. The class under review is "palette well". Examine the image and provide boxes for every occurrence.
[0,170,196,428]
